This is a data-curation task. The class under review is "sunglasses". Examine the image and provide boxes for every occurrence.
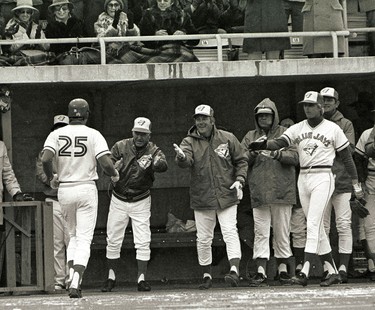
[107,2,120,7]
[18,9,33,15]
[54,5,69,12]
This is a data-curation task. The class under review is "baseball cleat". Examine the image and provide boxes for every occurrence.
[320,273,341,287]
[68,288,82,298]
[292,272,308,286]
[339,270,348,284]
[249,273,267,287]
[137,280,151,292]
[224,271,239,287]
[198,276,212,290]
[101,279,116,292]
[279,272,294,286]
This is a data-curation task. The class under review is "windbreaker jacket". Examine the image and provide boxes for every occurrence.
[241,98,298,209]
[177,125,248,210]
[329,110,355,193]
[111,138,168,198]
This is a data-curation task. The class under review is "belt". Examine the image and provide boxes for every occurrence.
[113,190,150,203]
[300,165,332,170]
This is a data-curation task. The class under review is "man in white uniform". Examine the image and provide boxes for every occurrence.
[249,91,364,287]
[41,98,119,298]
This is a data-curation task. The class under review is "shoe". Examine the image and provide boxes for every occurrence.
[137,280,151,292]
[321,270,328,282]
[101,279,116,292]
[292,272,308,287]
[320,273,341,287]
[69,288,82,298]
[339,270,348,284]
[54,283,66,291]
[279,272,294,286]
[224,271,239,287]
[249,273,267,287]
[198,276,212,290]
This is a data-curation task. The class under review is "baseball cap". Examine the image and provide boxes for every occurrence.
[255,107,273,115]
[132,117,151,134]
[320,87,339,100]
[299,91,324,105]
[53,114,69,125]
[193,104,214,118]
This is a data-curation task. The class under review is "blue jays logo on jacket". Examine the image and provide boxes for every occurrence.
[214,143,230,158]
[138,155,152,169]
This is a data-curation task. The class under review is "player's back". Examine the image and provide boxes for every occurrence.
[46,124,110,183]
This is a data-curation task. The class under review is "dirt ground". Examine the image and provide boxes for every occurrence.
[1,280,375,310]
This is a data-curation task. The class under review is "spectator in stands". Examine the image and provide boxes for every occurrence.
[36,114,70,291]
[301,0,345,58]
[350,0,375,56]
[128,0,151,26]
[242,0,291,60]
[182,0,226,34]
[3,0,53,66]
[137,0,199,63]
[45,0,98,65]
[283,0,304,32]
[241,99,298,287]
[101,117,168,293]
[219,0,246,33]
[94,0,140,63]
[174,104,247,289]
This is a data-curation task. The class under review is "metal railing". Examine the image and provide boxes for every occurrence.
[0,28,374,65]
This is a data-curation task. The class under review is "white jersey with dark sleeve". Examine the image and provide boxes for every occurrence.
[280,119,349,168]
[43,124,111,182]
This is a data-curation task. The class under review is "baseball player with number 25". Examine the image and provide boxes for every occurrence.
[249,91,364,287]
[41,98,119,298]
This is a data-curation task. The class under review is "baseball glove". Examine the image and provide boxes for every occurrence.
[350,198,370,218]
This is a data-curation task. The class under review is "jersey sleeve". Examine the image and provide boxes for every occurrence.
[355,129,371,155]
[93,130,111,159]
[43,131,57,154]
[334,126,350,152]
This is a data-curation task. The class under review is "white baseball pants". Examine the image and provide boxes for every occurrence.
[194,205,241,266]
[360,193,375,255]
[58,182,98,267]
[106,195,151,261]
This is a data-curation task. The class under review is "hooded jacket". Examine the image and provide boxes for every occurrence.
[241,98,298,209]
[327,110,355,193]
[177,125,248,210]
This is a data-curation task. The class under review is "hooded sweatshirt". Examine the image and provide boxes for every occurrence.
[241,98,299,209]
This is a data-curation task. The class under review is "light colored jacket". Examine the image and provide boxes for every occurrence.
[0,141,21,201]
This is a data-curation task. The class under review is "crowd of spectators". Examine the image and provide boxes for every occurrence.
[0,0,374,65]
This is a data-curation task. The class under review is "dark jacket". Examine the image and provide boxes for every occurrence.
[45,16,85,55]
[328,110,355,194]
[177,125,248,210]
[243,0,290,53]
[241,98,298,209]
[111,138,168,198]
[139,4,199,48]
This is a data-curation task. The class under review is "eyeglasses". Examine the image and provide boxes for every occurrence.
[54,5,69,12]
[157,0,170,2]
[107,2,120,7]
[18,10,33,15]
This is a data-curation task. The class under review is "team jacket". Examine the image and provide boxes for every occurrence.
[111,138,168,199]
[241,98,298,209]
[177,125,248,211]
[328,110,355,194]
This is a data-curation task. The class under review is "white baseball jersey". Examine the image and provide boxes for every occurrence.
[281,119,349,168]
[356,128,375,193]
[43,124,111,182]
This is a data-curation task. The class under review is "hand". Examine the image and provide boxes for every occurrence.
[173,30,185,36]
[153,153,162,166]
[173,143,186,160]
[248,135,267,151]
[350,198,369,218]
[112,9,121,29]
[13,192,24,202]
[5,23,19,37]
[127,10,134,29]
[230,181,243,200]
[35,24,42,39]
[155,29,168,36]
[50,174,59,189]
[270,150,281,160]
[114,157,124,171]
[111,169,120,183]
[353,183,365,200]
